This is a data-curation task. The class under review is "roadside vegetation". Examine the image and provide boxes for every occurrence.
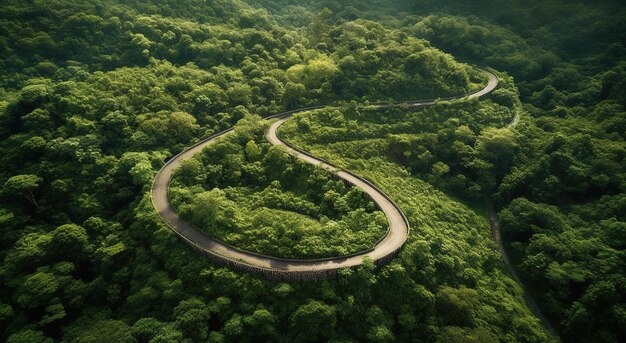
[0,0,623,342]
[169,117,386,259]
[280,1,626,341]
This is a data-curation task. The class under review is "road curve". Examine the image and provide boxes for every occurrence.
[151,69,499,279]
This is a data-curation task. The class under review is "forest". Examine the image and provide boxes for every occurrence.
[0,0,624,342]
[168,116,387,259]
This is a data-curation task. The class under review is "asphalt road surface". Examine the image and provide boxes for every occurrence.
[151,69,499,274]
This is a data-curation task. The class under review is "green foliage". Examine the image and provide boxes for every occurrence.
[499,196,625,340]
[173,298,210,341]
[7,330,53,343]
[131,318,165,343]
[137,111,200,149]
[170,122,386,259]
[0,0,623,342]
[289,300,337,342]
[435,326,498,343]
[280,109,552,342]
[3,174,42,207]
[63,318,135,343]
[279,80,519,201]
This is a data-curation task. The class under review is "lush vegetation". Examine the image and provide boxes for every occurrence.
[279,99,551,342]
[169,116,386,259]
[0,0,623,342]
[405,2,626,342]
[280,73,520,201]
[279,1,626,342]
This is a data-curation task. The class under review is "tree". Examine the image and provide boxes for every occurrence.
[471,127,519,192]
[173,298,210,341]
[7,330,52,343]
[64,319,136,343]
[3,174,42,207]
[2,232,51,279]
[131,318,166,343]
[100,111,130,149]
[129,159,154,187]
[289,300,337,342]
[137,111,199,148]
[189,189,237,235]
[366,325,396,343]
[226,83,253,107]
[244,140,262,161]
[436,326,499,343]
[149,326,183,343]
[176,158,204,184]
[21,108,53,132]
[50,224,91,260]
[435,286,480,327]
[16,272,58,309]
[282,82,306,109]
[307,8,333,47]
[286,56,339,90]
[243,309,277,340]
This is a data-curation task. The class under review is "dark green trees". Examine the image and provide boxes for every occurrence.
[3,174,42,208]
[0,0,623,342]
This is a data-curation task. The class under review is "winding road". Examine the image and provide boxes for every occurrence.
[151,69,499,280]
[485,105,559,339]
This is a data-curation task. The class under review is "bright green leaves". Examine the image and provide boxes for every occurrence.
[3,174,42,207]
[170,124,386,259]
[286,56,339,89]
[173,298,210,341]
[187,189,238,236]
[136,111,199,148]
[119,152,156,188]
[63,319,135,343]
[244,140,262,161]
[16,272,59,309]
[471,127,520,192]
[50,224,92,260]
[131,317,166,343]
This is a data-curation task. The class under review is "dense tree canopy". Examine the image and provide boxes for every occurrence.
[276,1,625,341]
[169,116,386,259]
[0,0,623,342]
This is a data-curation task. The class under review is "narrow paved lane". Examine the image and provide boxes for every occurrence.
[151,69,498,279]
[486,107,560,340]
